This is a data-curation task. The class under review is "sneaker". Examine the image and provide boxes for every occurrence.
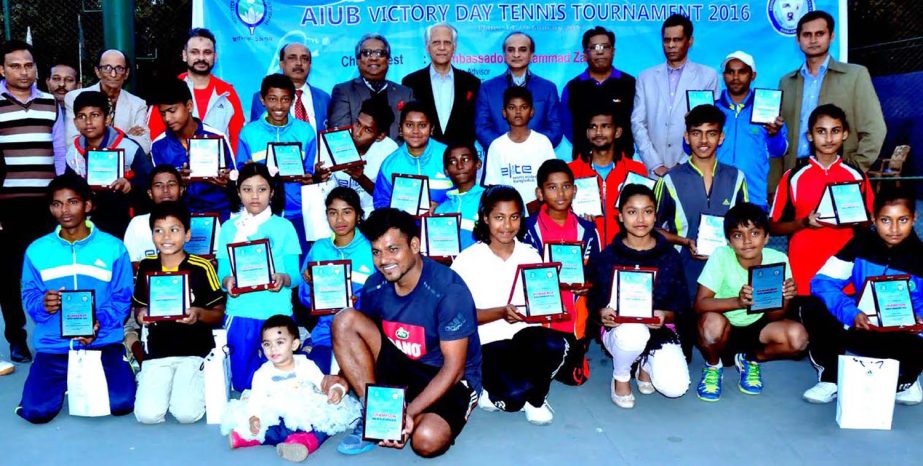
[696,366,723,402]
[523,400,554,425]
[336,416,376,455]
[735,353,763,395]
[896,380,923,406]
[277,442,309,462]
[0,358,14,376]
[610,380,635,409]
[478,390,500,412]
[802,382,837,404]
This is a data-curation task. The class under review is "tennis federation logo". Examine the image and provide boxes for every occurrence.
[232,0,271,35]
[767,0,815,36]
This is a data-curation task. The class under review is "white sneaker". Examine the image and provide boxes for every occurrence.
[802,382,837,404]
[0,358,14,376]
[478,390,500,412]
[896,380,922,406]
[523,400,554,425]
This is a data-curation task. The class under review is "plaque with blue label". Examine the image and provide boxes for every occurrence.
[543,241,588,290]
[188,213,219,258]
[748,262,786,313]
[321,127,365,172]
[147,271,190,321]
[308,260,352,315]
[508,263,568,323]
[228,239,275,294]
[610,266,659,324]
[686,90,715,111]
[60,290,96,338]
[363,384,407,443]
[269,142,305,180]
[86,148,125,188]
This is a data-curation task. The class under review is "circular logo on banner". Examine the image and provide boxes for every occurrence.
[767,0,815,36]
[232,0,272,35]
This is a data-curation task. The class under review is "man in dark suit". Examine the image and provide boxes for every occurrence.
[250,43,330,136]
[401,24,480,146]
[328,33,413,141]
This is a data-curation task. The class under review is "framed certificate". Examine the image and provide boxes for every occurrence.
[543,241,588,290]
[750,88,783,125]
[188,213,219,258]
[390,174,430,216]
[815,181,869,225]
[686,90,715,111]
[363,384,407,443]
[228,239,275,294]
[86,148,125,188]
[857,275,919,330]
[615,172,657,208]
[321,127,366,172]
[308,260,352,315]
[696,214,726,257]
[747,262,786,313]
[146,271,190,322]
[421,214,461,261]
[269,142,305,180]
[572,177,603,217]
[609,266,659,324]
[187,136,224,180]
[60,290,96,338]
[507,263,568,323]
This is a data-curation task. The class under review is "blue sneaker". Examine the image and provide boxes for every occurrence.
[337,415,376,455]
[696,366,723,402]
[735,353,763,395]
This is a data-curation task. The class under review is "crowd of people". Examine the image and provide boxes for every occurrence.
[0,9,920,463]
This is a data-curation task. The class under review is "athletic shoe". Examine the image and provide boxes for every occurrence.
[523,400,554,425]
[896,380,922,406]
[0,358,14,376]
[337,416,376,455]
[478,390,500,412]
[802,382,837,404]
[735,353,763,395]
[610,379,635,409]
[696,366,723,402]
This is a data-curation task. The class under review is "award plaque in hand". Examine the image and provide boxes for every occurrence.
[228,239,275,294]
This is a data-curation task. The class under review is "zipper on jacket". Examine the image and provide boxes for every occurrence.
[71,245,78,289]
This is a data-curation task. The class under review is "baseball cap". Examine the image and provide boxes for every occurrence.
[721,51,756,73]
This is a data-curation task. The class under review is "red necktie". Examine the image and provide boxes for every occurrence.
[294,89,309,123]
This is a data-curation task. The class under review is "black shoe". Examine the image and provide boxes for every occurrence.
[10,343,32,363]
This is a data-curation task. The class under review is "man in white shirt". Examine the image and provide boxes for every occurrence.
[482,87,555,209]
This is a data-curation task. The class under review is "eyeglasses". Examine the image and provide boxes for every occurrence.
[359,49,387,59]
[586,43,613,54]
[96,64,128,75]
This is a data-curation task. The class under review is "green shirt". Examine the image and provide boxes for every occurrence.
[697,246,792,327]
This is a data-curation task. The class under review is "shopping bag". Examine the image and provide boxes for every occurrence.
[204,329,231,424]
[301,183,333,241]
[836,355,898,429]
[67,349,111,417]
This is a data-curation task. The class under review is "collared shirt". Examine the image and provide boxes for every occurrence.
[0,80,65,174]
[667,62,686,98]
[507,69,529,87]
[294,84,317,132]
[429,65,455,134]
[577,67,623,85]
[797,54,831,157]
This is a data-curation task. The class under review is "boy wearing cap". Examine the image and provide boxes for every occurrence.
[716,51,787,211]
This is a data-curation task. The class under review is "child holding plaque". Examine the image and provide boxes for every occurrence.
[586,184,691,408]
[694,203,804,402]
[769,104,874,298]
[452,185,569,425]
[17,174,136,423]
[434,142,485,251]
[371,101,451,210]
[236,74,318,255]
[224,315,359,462]
[65,91,152,237]
[132,201,226,424]
[150,78,236,220]
[803,187,923,405]
[124,165,192,262]
[522,159,600,386]
[217,163,303,391]
[298,187,374,373]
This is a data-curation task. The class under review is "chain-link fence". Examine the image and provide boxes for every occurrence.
[849,0,923,76]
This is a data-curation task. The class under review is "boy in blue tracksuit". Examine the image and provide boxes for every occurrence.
[372,101,452,210]
[17,174,135,424]
[434,142,484,251]
[150,78,235,220]
[802,187,923,405]
[236,74,318,255]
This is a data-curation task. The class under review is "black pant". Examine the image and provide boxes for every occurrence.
[481,327,569,411]
[0,197,52,346]
[799,296,923,385]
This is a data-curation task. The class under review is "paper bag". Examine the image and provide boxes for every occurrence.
[67,349,111,417]
[836,355,898,430]
[301,183,334,241]
[204,329,231,424]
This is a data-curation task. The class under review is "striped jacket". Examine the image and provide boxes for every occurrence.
[21,222,133,353]
[0,82,63,199]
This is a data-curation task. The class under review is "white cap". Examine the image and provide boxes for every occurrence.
[721,51,756,73]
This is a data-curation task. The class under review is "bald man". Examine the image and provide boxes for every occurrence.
[64,49,151,154]
[250,42,330,136]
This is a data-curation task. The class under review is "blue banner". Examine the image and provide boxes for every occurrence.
[197,0,845,153]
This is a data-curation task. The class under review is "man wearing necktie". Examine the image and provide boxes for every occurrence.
[250,43,331,136]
